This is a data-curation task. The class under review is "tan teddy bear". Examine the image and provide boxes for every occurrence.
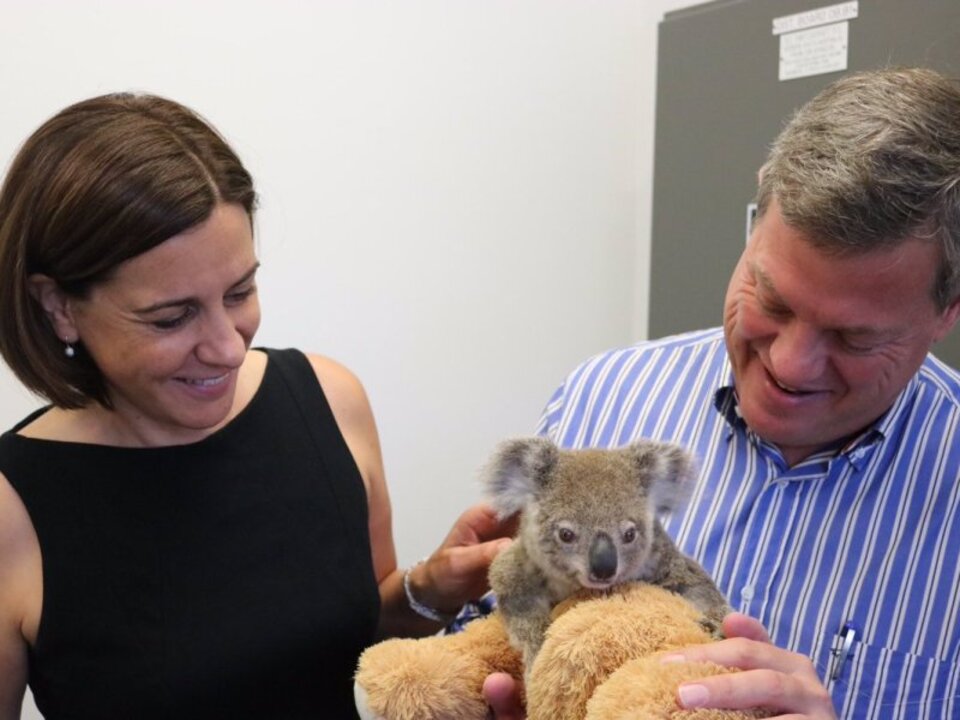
[356,438,771,719]
[354,582,770,720]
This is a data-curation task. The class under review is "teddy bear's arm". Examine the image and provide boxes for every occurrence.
[488,541,555,672]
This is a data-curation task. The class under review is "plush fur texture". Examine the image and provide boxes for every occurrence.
[354,583,767,720]
[354,612,522,720]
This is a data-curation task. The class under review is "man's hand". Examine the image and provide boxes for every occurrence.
[662,613,837,718]
[483,672,525,720]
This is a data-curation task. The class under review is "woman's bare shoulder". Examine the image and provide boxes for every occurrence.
[0,471,35,716]
[301,353,373,426]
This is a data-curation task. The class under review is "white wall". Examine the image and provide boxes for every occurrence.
[0,1,700,716]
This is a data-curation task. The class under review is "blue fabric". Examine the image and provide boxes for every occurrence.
[446,592,499,635]
[531,328,960,719]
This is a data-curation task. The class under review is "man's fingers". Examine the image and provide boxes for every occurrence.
[664,637,815,676]
[676,668,835,717]
[482,673,525,720]
[722,612,771,643]
[663,637,836,718]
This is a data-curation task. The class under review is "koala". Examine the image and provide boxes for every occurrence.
[483,436,731,671]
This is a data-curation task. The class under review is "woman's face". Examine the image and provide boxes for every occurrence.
[64,203,261,445]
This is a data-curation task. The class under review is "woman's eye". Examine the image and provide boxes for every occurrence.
[151,308,195,330]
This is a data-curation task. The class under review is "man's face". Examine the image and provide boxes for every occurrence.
[723,200,960,466]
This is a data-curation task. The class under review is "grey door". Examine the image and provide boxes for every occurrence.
[650,0,960,366]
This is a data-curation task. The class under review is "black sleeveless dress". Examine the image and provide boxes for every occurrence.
[0,349,380,719]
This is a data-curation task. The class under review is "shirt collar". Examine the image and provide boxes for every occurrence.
[711,361,921,468]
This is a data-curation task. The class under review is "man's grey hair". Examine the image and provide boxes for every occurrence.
[756,67,960,311]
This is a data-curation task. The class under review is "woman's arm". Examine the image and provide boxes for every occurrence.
[307,354,514,638]
[0,473,35,720]
[306,356,396,582]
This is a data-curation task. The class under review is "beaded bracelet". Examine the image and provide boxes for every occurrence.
[402,560,454,623]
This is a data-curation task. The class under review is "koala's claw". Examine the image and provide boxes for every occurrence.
[698,616,726,640]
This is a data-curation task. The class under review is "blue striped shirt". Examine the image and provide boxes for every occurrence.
[536,328,960,719]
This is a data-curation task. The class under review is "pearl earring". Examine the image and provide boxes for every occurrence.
[64,341,76,358]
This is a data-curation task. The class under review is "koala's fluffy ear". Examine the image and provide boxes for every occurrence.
[625,440,697,515]
[481,437,560,518]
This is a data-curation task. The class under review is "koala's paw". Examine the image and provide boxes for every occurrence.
[698,615,726,640]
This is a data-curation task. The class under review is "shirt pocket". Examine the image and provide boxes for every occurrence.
[829,638,960,719]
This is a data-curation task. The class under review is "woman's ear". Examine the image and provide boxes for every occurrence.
[27,274,79,342]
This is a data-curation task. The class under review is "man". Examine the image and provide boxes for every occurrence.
[486,67,960,719]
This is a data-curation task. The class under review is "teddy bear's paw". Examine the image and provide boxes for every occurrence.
[354,681,385,720]
[355,636,494,720]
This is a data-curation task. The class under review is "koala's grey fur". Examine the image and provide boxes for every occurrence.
[483,437,731,671]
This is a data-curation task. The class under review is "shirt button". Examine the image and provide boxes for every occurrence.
[741,585,755,601]
[777,480,788,489]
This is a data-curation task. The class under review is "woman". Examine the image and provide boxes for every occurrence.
[0,93,513,719]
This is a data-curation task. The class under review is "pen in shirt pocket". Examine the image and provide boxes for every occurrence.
[830,621,858,681]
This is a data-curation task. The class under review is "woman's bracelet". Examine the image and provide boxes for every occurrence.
[403,560,455,623]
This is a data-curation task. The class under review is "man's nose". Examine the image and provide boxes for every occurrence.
[768,321,827,386]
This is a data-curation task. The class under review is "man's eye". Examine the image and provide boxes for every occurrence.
[758,298,790,319]
[226,286,256,304]
[840,338,877,355]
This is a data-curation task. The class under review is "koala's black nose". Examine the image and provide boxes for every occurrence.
[589,533,617,580]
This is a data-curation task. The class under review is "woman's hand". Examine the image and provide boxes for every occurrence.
[663,613,837,718]
[379,503,515,637]
[414,504,517,613]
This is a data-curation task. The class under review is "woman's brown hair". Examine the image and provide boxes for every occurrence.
[0,93,257,408]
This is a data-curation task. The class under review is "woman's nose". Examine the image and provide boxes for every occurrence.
[196,309,247,367]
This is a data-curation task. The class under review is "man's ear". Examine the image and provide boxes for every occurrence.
[933,297,960,344]
[27,274,80,343]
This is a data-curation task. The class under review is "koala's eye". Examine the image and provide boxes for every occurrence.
[557,527,577,544]
[622,526,637,544]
